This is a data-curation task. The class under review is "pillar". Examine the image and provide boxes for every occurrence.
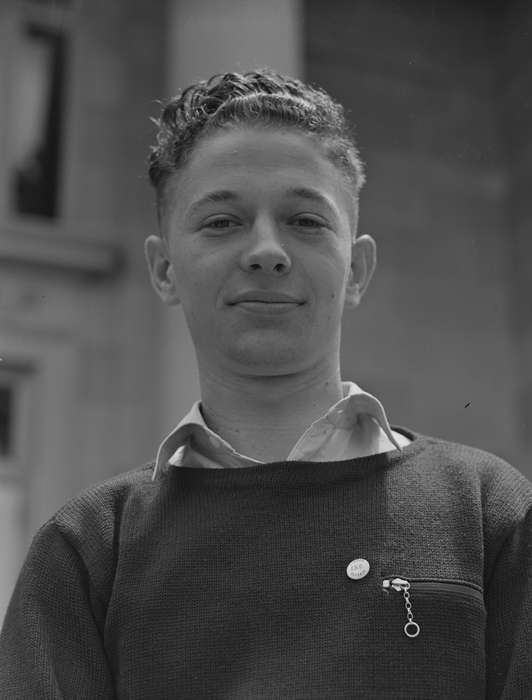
[157,0,303,432]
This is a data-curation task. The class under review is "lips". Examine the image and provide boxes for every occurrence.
[229,290,304,304]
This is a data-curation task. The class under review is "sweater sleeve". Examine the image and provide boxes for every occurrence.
[0,519,116,700]
[485,505,532,699]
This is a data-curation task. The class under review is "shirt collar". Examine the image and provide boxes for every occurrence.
[152,381,402,481]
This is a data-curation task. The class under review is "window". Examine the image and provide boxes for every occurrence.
[0,363,33,627]
[0,365,32,473]
[5,0,73,220]
[10,21,68,218]
[0,385,13,458]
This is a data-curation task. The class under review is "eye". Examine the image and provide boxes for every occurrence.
[204,218,238,230]
[292,216,326,229]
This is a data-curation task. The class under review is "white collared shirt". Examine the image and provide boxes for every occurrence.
[152,382,411,480]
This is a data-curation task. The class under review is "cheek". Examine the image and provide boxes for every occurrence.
[313,255,350,301]
[173,253,224,313]
[307,259,350,325]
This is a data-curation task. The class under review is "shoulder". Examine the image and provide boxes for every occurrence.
[48,460,156,535]
[33,461,156,567]
[413,430,531,493]
[18,462,156,605]
[405,427,532,530]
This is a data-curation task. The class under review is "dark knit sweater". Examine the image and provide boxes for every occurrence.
[1,427,532,699]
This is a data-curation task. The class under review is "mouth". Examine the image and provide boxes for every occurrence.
[228,290,304,305]
[231,300,303,315]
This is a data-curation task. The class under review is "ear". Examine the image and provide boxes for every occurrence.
[144,235,181,306]
[344,234,377,309]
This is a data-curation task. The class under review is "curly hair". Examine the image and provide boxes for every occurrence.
[148,67,366,233]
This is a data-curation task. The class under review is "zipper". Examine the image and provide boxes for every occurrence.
[382,577,420,638]
[381,576,484,639]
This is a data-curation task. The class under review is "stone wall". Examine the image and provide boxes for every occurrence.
[306,0,531,474]
[0,0,166,531]
[503,1,532,467]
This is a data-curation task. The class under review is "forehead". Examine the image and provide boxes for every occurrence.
[188,126,331,172]
[169,126,353,217]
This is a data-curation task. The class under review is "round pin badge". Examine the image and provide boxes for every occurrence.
[346,558,370,580]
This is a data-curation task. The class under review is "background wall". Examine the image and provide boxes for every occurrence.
[0,0,167,621]
[504,1,532,467]
[306,0,532,469]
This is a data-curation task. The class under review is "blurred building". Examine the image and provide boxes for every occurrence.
[0,0,531,622]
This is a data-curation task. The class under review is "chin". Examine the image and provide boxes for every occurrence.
[227,343,307,375]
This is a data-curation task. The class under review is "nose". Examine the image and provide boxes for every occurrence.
[239,216,292,275]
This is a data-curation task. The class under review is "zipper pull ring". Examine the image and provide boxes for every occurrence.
[401,582,420,638]
[382,577,421,638]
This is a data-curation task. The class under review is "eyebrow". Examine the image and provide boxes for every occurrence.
[186,187,339,220]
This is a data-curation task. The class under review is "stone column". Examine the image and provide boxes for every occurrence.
[157,0,303,433]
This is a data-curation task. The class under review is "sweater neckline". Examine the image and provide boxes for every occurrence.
[161,425,431,487]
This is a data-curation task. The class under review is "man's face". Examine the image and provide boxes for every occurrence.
[146,126,375,378]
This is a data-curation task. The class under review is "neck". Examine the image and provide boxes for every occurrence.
[198,360,344,462]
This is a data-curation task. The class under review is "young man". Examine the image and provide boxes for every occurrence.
[1,68,531,699]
